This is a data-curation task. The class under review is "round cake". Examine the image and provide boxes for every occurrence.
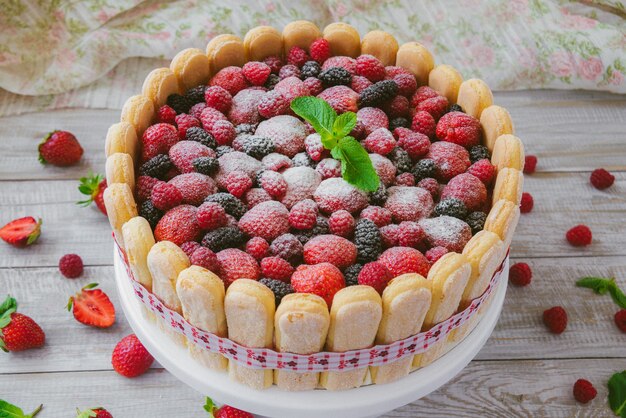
[104,20,523,391]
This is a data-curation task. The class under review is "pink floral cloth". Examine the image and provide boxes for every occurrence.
[0,0,625,97]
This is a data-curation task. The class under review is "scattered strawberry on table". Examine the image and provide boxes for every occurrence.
[67,283,115,328]
[203,397,252,418]
[76,407,113,418]
[77,173,108,215]
[0,217,41,248]
[38,130,83,166]
[0,296,45,352]
[0,399,42,417]
[111,334,154,378]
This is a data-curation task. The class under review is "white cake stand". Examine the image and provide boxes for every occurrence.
[115,248,508,418]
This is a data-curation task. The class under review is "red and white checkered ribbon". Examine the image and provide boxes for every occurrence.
[117,242,507,371]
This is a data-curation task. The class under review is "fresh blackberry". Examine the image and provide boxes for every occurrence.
[301,61,321,79]
[216,145,234,158]
[139,200,163,229]
[292,152,316,168]
[205,192,247,219]
[318,67,352,87]
[270,233,303,264]
[354,219,382,263]
[389,117,410,131]
[369,183,388,206]
[344,264,363,287]
[235,123,257,135]
[185,127,216,148]
[259,278,294,306]
[466,211,487,234]
[139,154,172,179]
[242,136,275,158]
[184,85,206,105]
[434,198,468,220]
[193,156,219,175]
[201,226,246,252]
[166,93,191,114]
[412,159,437,181]
[358,80,398,108]
[296,234,311,245]
[311,216,329,235]
[449,103,463,113]
[388,147,412,174]
[265,74,280,90]
[469,145,490,163]
[254,169,266,187]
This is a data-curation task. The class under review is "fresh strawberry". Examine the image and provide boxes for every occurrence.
[67,283,115,328]
[204,397,252,418]
[77,173,107,215]
[111,334,154,378]
[76,407,113,418]
[38,130,83,166]
[0,400,42,417]
[0,217,42,248]
[0,296,45,352]
[291,262,345,306]
[303,234,357,270]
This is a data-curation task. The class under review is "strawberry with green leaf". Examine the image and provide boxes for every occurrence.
[38,130,83,166]
[0,296,45,352]
[67,283,115,328]
[204,397,252,418]
[76,407,113,418]
[0,399,42,417]
[0,217,42,248]
[77,173,108,215]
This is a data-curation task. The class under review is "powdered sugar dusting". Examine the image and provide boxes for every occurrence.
[255,115,307,157]
[214,151,262,189]
[280,166,322,209]
[314,177,369,214]
[418,216,472,253]
[228,88,265,125]
[384,186,434,222]
[369,153,397,186]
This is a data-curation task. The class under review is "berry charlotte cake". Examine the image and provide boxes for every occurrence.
[104,21,523,391]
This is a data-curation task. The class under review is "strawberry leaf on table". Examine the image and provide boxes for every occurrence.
[576,277,626,309]
[0,399,43,418]
[608,371,626,417]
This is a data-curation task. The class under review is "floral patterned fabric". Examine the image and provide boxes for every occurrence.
[0,0,625,97]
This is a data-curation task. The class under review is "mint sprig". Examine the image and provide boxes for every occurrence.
[608,371,626,417]
[576,277,626,309]
[291,97,379,192]
[0,399,42,418]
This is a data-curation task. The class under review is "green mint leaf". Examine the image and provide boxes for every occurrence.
[609,285,626,309]
[332,111,357,139]
[203,397,216,416]
[576,276,615,295]
[609,371,626,417]
[335,136,380,192]
[0,399,41,418]
[290,97,336,148]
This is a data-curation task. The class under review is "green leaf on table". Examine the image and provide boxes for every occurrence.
[290,97,336,148]
[203,397,216,416]
[332,111,357,140]
[609,285,626,309]
[334,136,380,192]
[576,277,626,309]
[608,371,626,417]
[0,400,42,418]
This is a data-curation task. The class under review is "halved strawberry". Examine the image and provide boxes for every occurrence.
[76,407,113,418]
[67,283,115,328]
[77,173,107,215]
[0,217,42,248]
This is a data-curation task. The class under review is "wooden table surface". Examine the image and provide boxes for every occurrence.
[1,89,625,417]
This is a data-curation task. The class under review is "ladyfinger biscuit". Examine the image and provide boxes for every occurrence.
[141,68,180,108]
[121,216,155,291]
[370,274,431,385]
[323,22,360,58]
[170,48,211,91]
[282,20,321,54]
[176,265,228,370]
[395,42,434,86]
[244,26,283,61]
[274,293,330,391]
[491,134,525,173]
[103,183,138,250]
[120,95,154,137]
[480,105,514,151]
[105,122,138,162]
[206,34,246,74]
[361,31,399,67]
[413,253,470,368]
[457,79,493,119]
[492,167,524,205]
[428,65,463,103]
[105,153,135,191]
[224,279,275,389]
[485,199,520,249]
[320,286,382,391]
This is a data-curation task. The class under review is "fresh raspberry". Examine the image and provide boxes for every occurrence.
[411,110,437,139]
[426,141,471,181]
[383,95,410,118]
[258,91,289,118]
[197,201,227,230]
[270,233,303,262]
[274,76,310,103]
[210,120,236,146]
[209,66,248,95]
[520,192,534,213]
[190,247,219,272]
[260,256,294,282]
[417,95,449,120]
[395,172,415,186]
[58,254,83,278]
[228,89,264,126]
[289,199,318,230]
[369,154,395,184]
[262,153,292,172]
[304,133,328,162]
[441,173,487,212]
[238,200,290,241]
[136,176,162,203]
[180,241,201,258]
[216,248,260,286]
[204,86,233,113]
[287,46,310,67]
[436,111,482,148]
[303,234,357,270]
[279,166,322,208]
[111,334,154,378]
[309,38,331,63]
[467,159,495,185]
[259,170,288,198]
[199,106,228,132]
[410,86,439,108]
[378,247,429,277]
[566,225,592,247]
[364,128,396,155]
[322,56,357,73]
[614,310,626,333]
[524,155,537,174]
[242,61,271,86]
[328,210,355,237]
[317,85,359,114]
[509,262,532,286]
[245,237,270,260]
[420,216,472,252]
[315,158,342,179]
[356,261,391,294]
[314,177,369,214]
[141,123,179,161]
[360,205,393,228]
[189,102,207,119]
[379,224,400,248]
[169,140,214,173]
[543,306,567,334]
[151,182,182,211]
[157,105,177,124]
[418,177,440,199]
[397,131,430,160]
[303,77,323,96]
[174,114,201,140]
[244,187,272,208]
[397,221,425,248]
[154,205,201,245]
[351,75,373,93]
[291,262,345,306]
[384,186,434,222]
[385,65,412,79]
[278,64,301,80]
[168,172,216,206]
[225,171,253,198]
[255,115,307,158]
[355,54,385,82]
[573,379,597,404]
[263,56,283,74]
[425,246,449,264]
[393,73,417,97]
[590,168,615,190]
[357,107,389,135]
